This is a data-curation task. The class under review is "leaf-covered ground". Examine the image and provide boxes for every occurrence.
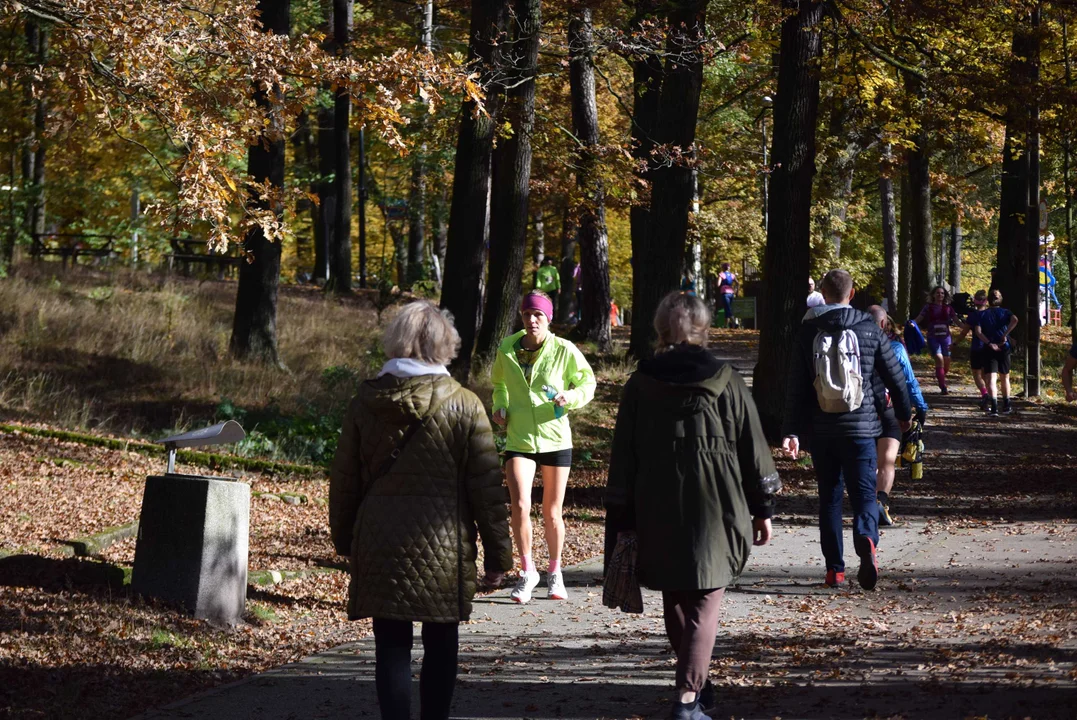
[3,327,1076,719]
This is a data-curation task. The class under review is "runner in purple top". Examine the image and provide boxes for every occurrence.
[914,286,957,394]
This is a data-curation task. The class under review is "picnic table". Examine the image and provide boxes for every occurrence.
[30,233,116,268]
[167,237,242,279]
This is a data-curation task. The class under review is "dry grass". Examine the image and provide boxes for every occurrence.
[0,264,386,439]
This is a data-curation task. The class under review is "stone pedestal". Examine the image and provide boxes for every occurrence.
[132,475,250,624]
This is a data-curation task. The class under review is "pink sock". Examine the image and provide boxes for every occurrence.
[980,387,988,397]
[521,555,534,573]
[935,367,946,387]
[548,559,561,575]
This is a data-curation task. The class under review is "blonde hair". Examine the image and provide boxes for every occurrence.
[382,300,461,365]
[654,291,712,349]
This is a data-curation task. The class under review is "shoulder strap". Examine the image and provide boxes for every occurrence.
[372,391,454,481]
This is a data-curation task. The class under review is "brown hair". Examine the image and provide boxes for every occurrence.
[930,285,951,305]
[988,289,1003,307]
[654,291,712,349]
[820,269,853,303]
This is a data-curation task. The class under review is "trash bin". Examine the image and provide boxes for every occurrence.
[132,421,250,625]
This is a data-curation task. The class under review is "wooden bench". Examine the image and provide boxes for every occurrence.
[31,233,115,268]
[167,237,242,279]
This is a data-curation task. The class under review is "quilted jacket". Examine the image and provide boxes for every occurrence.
[329,374,513,623]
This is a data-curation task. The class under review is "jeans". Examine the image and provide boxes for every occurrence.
[373,617,459,720]
[721,294,734,323]
[662,589,725,693]
[811,435,879,572]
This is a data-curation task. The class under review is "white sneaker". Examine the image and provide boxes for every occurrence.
[547,570,567,600]
[510,570,540,603]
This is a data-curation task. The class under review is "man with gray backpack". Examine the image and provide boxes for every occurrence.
[781,270,913,590]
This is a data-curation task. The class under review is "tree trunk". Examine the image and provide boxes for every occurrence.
[532,212,545,287]
[898,169,912,319]
[558,204,577,323]
[432,184,448,287]
[880,147,898,311]
[822,94,857,258]
[405,0,434,288]
[631,0,707,358]
[904,72,933,311]
[1064,15,1076,339]
[568,7,611,351]
[627,0,663,357]
[292,110,316,274]
[752,0,824,441]
[22,19,47,255]
[475,0,540,366]
[1025,6,1042,396]
[326,0,353,293]
[230,0,290,364]
[948,223,962,293]
[440,0,509,379]
[314,105,334,282]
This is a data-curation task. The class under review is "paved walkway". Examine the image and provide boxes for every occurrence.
[133,518,1076,720]
[134,344,1077,720]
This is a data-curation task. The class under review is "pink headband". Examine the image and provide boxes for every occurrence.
[521,293,554,320]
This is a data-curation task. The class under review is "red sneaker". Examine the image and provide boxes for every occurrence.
[858,538,879,590]
[824,569,845,587]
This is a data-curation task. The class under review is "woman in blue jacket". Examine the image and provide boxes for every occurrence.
[869,307,928,526]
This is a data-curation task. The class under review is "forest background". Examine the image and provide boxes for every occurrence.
[1,0,1077,441]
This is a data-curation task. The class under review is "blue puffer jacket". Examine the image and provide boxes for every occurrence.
[874,338,928,416]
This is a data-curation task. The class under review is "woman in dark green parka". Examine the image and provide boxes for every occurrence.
[605,291,780,720]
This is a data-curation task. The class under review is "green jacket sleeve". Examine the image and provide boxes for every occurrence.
[329,397,364,556]
[491,349,510,414]
[561,342,596,410]
[603,377,638,569]
[463,398,514,574]
[731,374,780,519]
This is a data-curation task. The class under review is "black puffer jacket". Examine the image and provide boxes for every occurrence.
[782,304,912,443]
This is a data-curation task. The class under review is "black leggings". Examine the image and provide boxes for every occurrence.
[373,617,459,720]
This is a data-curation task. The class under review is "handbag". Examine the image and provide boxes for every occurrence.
[602,532,643,614]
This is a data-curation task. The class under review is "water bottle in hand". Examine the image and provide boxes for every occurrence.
[542,384,565,419]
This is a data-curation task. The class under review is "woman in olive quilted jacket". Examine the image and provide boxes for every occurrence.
[330,300,513,720]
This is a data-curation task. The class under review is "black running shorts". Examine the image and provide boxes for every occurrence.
[983,347,1011,375]
[878,408,902,442]
[969,347,986,371]
[503,449,573,468]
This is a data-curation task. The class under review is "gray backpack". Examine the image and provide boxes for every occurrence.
[812,328,864,413]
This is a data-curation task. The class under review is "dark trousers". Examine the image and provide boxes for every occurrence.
[811,436,879,572]
[662,588,725,693]
[372,617,459,720]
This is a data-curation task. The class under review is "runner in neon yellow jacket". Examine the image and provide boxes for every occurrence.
[490,291,595,604]
[491,331,595,453]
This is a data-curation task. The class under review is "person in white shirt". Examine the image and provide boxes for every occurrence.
[806,278,825,308]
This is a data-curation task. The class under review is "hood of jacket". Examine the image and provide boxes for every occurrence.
[803,303,874,331]
[635,345,734,418]
[357,373,460,424]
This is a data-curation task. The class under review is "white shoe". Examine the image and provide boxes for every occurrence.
[510,570,540,603]
[547,570,567,600]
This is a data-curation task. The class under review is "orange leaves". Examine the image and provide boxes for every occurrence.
[3,0,481,250]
